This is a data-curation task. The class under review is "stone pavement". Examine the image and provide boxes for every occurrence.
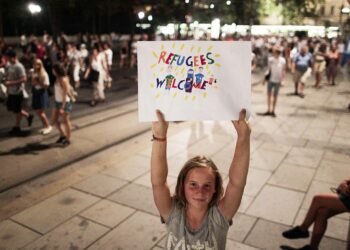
[0,69,349,250]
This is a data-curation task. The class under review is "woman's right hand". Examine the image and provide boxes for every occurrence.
[152,110,169,138]
[338,180,350,196]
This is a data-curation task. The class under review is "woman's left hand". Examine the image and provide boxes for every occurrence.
[232,109,251,140]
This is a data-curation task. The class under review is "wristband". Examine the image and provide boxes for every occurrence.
[152,134,166,142]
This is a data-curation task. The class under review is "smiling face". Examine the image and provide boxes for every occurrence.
[184,167,216,209]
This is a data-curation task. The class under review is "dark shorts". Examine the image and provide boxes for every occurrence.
[267,81,281,96]
[6,94,24,113]
[32,88,49,110]
[55,101,72,113]
[339,193,350,211]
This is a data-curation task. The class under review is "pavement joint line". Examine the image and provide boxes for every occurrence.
[0,127,152,193]
[77,214,112,229]
[241,216,261,248]
[9,217,43,236]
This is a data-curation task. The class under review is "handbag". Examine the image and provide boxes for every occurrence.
[264,70,271,81]
[88,69,100,82]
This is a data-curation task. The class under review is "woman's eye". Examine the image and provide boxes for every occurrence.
[189,183,197,188]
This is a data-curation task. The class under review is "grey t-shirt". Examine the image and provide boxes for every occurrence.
[165,201,231,250]
[6,62,26,95]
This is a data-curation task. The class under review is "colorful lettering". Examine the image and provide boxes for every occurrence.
[156,78,165,88]
[185,56,193,67]
[158,51,167,64]
[200,55,206,65]
[206,52,215,64]
[193,56,199,67]
[165,53,174,64]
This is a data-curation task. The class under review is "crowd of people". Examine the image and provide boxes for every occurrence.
[250,35,350,117]
[0,32,145,145]
[0,30,349,249]
[1,31,350,144]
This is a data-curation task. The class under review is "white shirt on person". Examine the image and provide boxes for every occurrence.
[268,56,286,83]
[91,55,103,73]
[104,48,113,66]
[54,79,70,103]
[32,71,50,90]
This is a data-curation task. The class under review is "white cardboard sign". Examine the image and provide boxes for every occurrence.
[137,41,251,121]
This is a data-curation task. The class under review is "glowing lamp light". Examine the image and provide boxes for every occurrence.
[138,11,145,20]
[28,3,41,14]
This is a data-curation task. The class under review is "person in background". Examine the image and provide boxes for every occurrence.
[4,50,33,135]
[291,45,313,98]
[326,43,339,86]
[103,42,113,89]
[281,178,350,250]
[84,48,106,106]
[313,43,327,89]
[262,46,286,117]
[31,59,52,135]
[52,63,72,146]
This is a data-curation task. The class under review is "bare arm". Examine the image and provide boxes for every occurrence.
[281,62,286,83]
[59,76,68,108]
[219,109,251,221]
[151,110,173,221]
[5,76,27,86]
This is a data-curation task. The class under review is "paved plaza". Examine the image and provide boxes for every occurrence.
[0,70,349,249]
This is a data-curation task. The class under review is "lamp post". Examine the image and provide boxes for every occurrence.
[27,3,41,34]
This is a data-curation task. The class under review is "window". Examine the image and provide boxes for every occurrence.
[330,6,334,15]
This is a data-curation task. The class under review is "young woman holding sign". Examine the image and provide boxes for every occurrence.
[151,109,250,249]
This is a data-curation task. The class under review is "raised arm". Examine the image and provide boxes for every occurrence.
[219,109,251,220]
[151,110,172,221]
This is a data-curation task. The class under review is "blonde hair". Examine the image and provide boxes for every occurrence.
[174,156,224,208]
[33,59,48,84]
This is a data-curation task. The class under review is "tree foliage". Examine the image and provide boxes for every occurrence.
[278,0,324,24]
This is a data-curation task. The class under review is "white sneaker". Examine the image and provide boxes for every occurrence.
[42,126,52,135]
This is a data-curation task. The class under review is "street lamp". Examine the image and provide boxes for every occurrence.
[226,0,231,5]
[185,0,190,3]
[138,11,145,20]
[27,3,41,34]
[28,3,41,14]
[210,3,215,9]
[148,15,153,21]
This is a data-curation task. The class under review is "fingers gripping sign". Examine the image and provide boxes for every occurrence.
[152,109,169,140]
[232,109,251,139]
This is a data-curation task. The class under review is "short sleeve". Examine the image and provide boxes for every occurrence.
[292,53,298,62]
[16,64,26,78]
[43,72,50,86]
